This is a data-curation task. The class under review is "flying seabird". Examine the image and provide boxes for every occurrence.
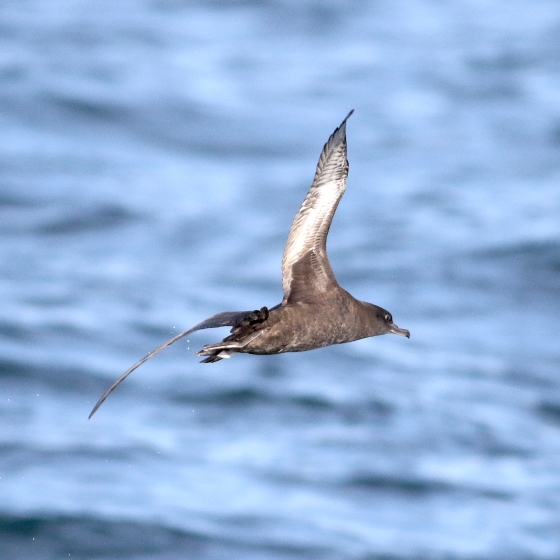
[89,110,409,418]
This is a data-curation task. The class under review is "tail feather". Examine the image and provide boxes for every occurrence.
[199,354,223,364]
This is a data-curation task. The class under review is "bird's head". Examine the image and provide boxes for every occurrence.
[363,302,410,338]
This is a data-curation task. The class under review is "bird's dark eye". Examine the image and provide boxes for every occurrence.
[384,314,391,322]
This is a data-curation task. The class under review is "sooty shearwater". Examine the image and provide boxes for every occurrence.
[89,110,409,418]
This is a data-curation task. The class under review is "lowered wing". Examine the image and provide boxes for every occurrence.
[89,310,255,418]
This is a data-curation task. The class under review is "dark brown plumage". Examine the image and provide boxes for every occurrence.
[89,110,409,418]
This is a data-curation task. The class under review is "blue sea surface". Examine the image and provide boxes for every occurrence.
[1,1,560,558]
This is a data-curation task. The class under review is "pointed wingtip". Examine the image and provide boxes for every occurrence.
[342,109,354,125]
[331,109,354,143]
[87,327,195,419]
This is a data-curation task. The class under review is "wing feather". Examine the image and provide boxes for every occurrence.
[89,310,255,418]
[281,110,353,303]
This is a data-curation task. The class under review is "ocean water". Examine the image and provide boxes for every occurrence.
[1,1,560,558]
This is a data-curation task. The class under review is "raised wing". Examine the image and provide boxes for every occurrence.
[89,310,255,418]
[281,110,353,303]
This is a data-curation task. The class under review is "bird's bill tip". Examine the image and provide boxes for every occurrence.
[389,324,410,338]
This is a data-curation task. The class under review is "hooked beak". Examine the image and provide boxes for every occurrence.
[389,323,410,338]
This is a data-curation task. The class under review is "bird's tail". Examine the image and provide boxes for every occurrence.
[196,307,270,362]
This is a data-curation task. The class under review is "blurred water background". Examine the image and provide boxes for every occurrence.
[1,1,560,558]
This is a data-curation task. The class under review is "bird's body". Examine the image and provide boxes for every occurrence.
[198,293,400,361]
[89,110,409,417]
